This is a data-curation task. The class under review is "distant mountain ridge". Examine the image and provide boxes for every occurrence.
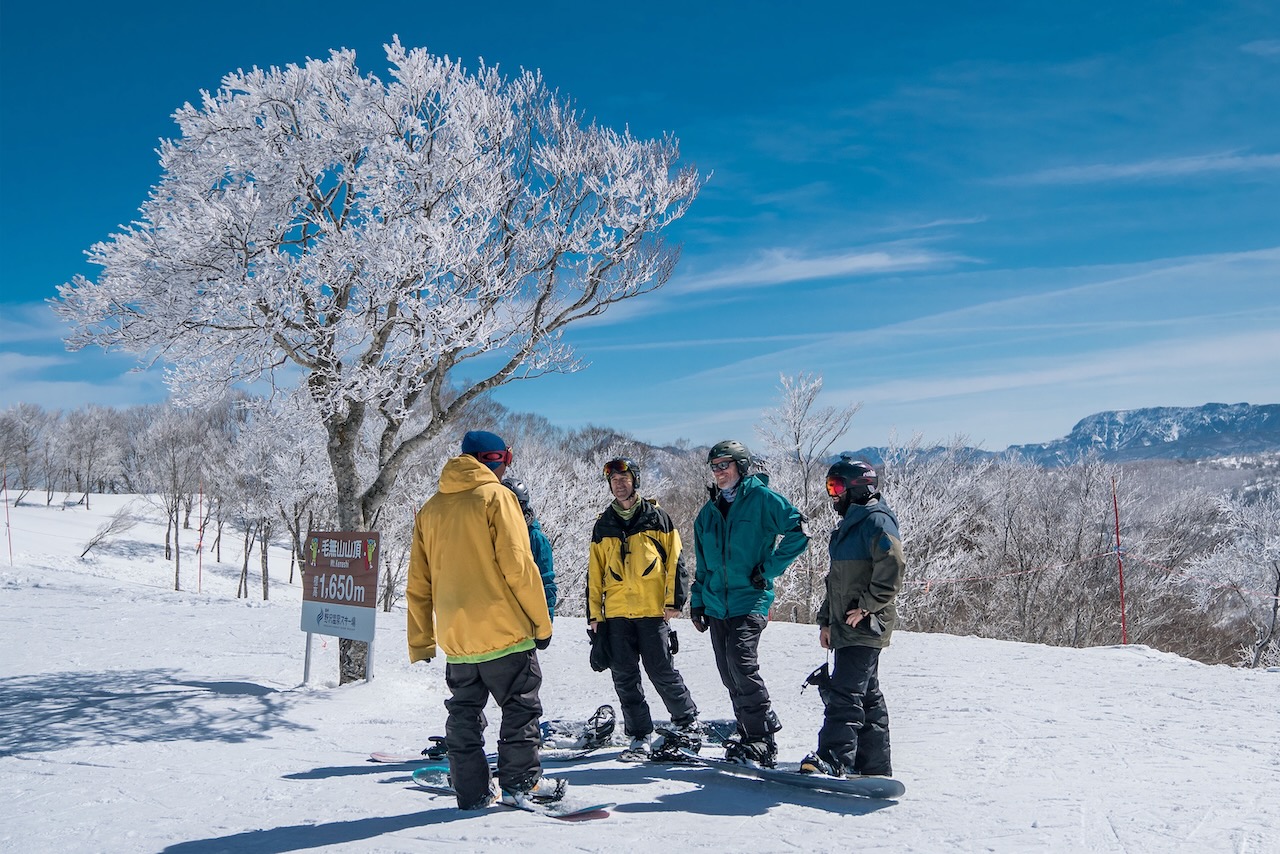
[845,402,1280,466]
[1009,402,1280,464]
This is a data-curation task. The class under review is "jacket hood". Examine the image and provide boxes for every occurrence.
[438,454,501,493]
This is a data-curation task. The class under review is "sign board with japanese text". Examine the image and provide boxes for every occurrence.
[300,531,379,643]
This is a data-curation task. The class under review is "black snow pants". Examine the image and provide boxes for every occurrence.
[818,644,891,775]
[443,648,543,808]
[707,613,779,738]
[606,616,698,736]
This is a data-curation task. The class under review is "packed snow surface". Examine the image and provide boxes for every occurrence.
[2,496,1277,852]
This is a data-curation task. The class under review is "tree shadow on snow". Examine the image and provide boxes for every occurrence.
[0,669,308,756]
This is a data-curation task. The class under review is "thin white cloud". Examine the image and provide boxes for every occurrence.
[664,246,1280,386]
[0,301,67,344]
[1004,151,1280,185]
[0,351,70,373]
[829,328,1280,406]
[560,243,968,332]
[873,216,989,234]
[1241,39,1280,56]
[674,246,963,294]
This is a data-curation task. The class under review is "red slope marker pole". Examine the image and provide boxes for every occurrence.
[1112,475,1128,645]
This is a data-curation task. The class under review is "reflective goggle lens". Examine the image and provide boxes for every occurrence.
[604,460,633,477]
[825,477,847,497]
[709,460,735,472]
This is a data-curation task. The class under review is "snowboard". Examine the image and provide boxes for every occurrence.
[411,765,614,821]
[678,749,906,800]
[372,704,618,765]
[370,744,603,765]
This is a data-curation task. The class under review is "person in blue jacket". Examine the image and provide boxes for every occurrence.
[503,477,557,621]
[691,439,809,767]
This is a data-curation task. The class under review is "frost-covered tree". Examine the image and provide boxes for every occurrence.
[53,37,701,536]
[0,403,53,502]
[1190,490,1280,668]
[141,408,206,589]
[60,405,129,507]
[880,433,993,633]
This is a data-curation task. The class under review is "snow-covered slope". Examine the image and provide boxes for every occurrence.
[2,496,1277,853]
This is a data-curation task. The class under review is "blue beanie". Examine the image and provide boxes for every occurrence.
[462,430,508,469]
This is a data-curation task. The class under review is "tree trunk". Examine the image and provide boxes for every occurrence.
[172,512,181,591]
[237,523,257,599]
[326,414,374,683]
[260,523,271,601]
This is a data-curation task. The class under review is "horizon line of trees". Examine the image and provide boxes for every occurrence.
[3,380,1277,670]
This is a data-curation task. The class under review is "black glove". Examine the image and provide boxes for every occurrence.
[690,606,708,633]
[534,636,551,650]
[750,564,766,590]
[668,629,679,655]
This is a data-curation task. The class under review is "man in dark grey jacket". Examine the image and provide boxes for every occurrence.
[801,459,905,778]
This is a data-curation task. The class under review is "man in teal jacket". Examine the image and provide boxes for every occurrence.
[691,439,809,767]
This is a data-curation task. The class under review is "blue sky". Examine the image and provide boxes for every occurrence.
[2,1,1278,451]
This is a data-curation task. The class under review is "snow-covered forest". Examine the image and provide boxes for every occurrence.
[3,381,1278,671]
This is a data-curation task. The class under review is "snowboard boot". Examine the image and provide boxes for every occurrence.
[798,751,842,777]
[540,703,616,749]
[650,719,703,761]
[501,775,567,808]
[723,733,777,768]
[458,785,498,811]
[620,732,653,761]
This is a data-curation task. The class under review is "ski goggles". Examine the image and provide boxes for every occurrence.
[603,459,636,478]
[709,459,735,473]
[476,448,513,466]
[825,477,848,497]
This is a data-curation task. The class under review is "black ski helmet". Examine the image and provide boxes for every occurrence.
[707,439,752,476]
[826,459,878,505]
[501,477,533,514]
[603,457,640,490]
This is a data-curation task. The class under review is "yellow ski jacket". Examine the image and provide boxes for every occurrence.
[588,497,688,622]
[407,455,552,663]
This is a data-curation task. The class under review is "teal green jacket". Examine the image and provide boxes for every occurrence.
[692,473,809,619]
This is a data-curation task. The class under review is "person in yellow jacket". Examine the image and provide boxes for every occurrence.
[587,457,700,759]
[407,430,560,810]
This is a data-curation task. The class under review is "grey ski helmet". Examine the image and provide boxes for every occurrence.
[501,477,532,514]
[707,439,752,476]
